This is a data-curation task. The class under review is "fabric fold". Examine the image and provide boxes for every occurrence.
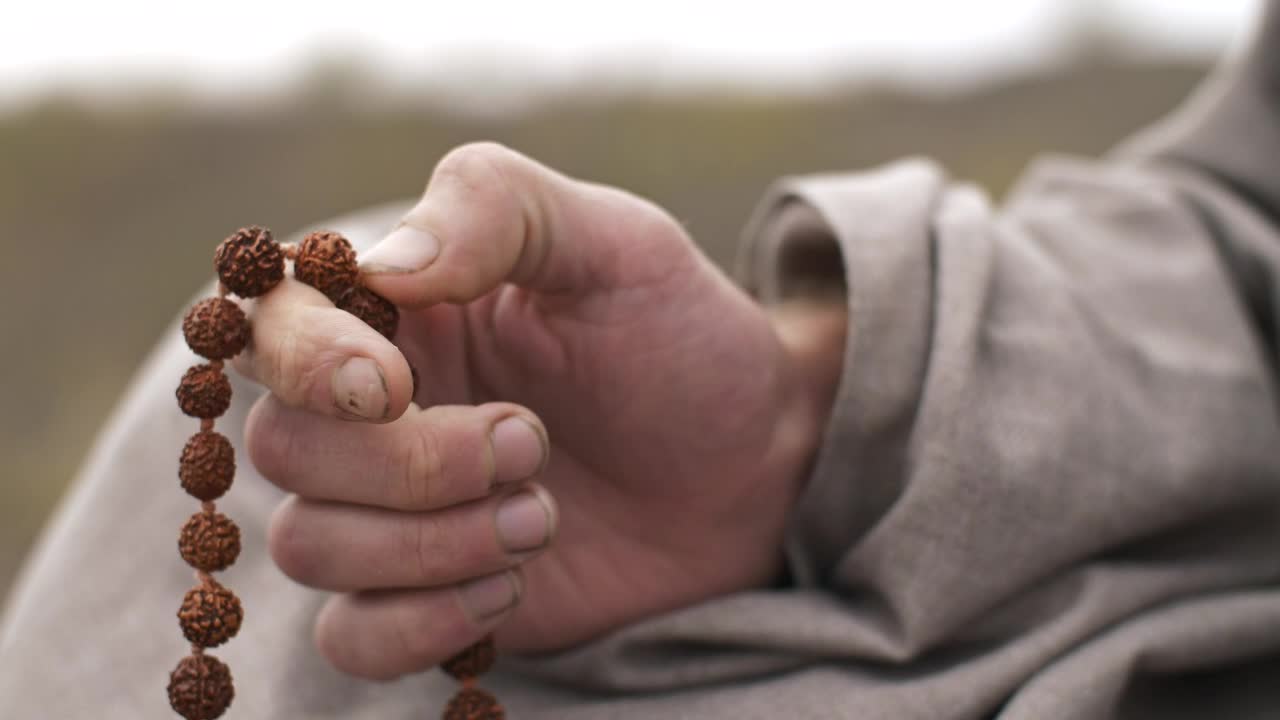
[736,159,948,590]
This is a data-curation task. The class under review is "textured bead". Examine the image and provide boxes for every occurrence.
[443,687,504,720]
[441,636,496,680]
[167,654,234,720]
[295,230,359,302]
[176,364,232,419]
[337,286,399,339]
[182,297,249,360]
[179,430,235,501]
[179,511,241,572]
[214,226,284,298]
[179,579,243,648]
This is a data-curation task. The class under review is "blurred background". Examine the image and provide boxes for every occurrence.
[0,0,1259,605]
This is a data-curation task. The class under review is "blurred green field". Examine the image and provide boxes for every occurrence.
[0,58,1207,605]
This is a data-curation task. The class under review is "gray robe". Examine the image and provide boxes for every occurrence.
[4,4,1280,718]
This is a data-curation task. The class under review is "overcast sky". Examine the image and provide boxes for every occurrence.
[0,0,1261,108]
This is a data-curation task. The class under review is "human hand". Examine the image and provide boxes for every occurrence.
[239,143,838,680]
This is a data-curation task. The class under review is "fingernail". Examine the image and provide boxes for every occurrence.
[331,357,389,420]
[458,571,520,622]
[495,487,555,554]
[360,224,440,274]
[490,417,546,486]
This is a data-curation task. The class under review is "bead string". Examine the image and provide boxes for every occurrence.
[167,226,503,719]
[168,280,250,718]
[441,635,504,719]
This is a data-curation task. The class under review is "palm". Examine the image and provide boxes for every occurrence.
[394,208,800,650]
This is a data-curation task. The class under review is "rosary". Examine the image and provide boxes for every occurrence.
[167,226,504,719]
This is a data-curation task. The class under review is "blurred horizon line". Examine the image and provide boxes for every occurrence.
[0,19,1226,121]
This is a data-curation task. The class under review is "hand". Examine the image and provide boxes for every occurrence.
[239,143,839,680]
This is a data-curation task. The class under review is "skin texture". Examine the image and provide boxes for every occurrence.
[236,142,846,681]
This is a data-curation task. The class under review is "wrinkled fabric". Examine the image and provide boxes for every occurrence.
[6,4,1280,717]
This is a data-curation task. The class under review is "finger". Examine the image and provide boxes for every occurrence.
[231,277,413,422]
[246,395,549,510]
[315,569,523,681]
[358,141,691,307]
[267,484,557,592]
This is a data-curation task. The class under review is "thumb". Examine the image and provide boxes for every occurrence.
[359,142,685,308]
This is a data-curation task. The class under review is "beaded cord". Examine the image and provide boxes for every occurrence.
[170,227,501,719]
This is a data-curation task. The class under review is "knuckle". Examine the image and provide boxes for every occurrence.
[433,143,524,220]
[312,611,341,668]
[313,629,359,681]
[389,594,443,671]
[313,601,397,683]
[435,141,516,186]
[244,399,298,489]
[402,513,448,585]
[400,423,445,509]
[264,324,312,406]
[267,498,314,584]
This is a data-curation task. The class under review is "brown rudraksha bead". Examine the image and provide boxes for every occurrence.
[179,430,235,501]
[441,636,497,680]
[214,225,284,298]
[337,285,399,339]
[176,364,232,419]
[443,687,505,720]
[182,297,250,360]
[295,230,359,302]
[179,511,241,573]
[167,653,234,720]
[178,578,243,648]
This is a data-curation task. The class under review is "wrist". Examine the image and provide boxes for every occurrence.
[753,298,849,582]
[770,298,849,460]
